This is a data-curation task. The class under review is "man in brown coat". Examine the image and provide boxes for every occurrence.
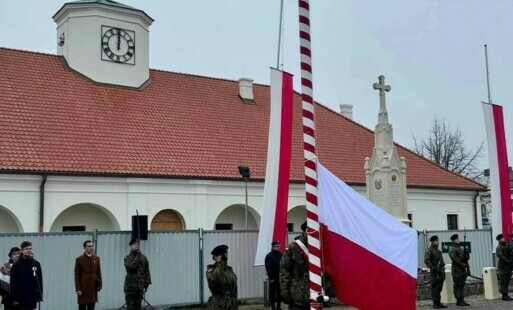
[74,240,102,310]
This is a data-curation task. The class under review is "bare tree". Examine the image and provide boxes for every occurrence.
[412,117,485,182]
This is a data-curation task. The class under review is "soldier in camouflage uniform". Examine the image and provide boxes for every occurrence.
[424,235,447,309]
[280,222,310,310]
[448,234,470,307]
[206,245,238,310]
[495,234,513,301]
[123,239,151,310]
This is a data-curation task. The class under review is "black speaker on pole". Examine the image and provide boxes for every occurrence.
[131,215,148,240]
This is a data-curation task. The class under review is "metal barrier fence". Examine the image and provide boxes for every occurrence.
[0,229,495,309]
[419,229,494,277]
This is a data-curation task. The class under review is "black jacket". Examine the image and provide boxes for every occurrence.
[265,250,283,280]
[10,255,43,309]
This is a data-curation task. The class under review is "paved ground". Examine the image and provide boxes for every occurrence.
[229,295,513,310]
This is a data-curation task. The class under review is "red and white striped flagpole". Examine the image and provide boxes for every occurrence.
[298,1,323,309]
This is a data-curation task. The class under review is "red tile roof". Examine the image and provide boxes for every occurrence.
[0,47,484,190]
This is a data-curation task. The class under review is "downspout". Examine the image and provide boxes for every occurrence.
[39,174,47,232]
[473,191,480,229]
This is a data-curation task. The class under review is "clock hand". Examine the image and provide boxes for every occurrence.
[117,30,121,51]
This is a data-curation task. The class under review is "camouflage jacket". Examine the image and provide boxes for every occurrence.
[280,233,309,308]
[206,261,237,298]
[424,245,445,274]
[448,243,469,277]
[496,241,513,271]
[123,250,151,291]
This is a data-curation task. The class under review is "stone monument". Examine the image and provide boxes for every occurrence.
[364,75,410,224]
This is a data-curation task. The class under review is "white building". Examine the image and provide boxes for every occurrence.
[0,0,485,233]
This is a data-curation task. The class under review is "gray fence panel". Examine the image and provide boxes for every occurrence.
[96,231,132,310]
[418,231,427,268]
[0,232,93,310]
[202,231,265,301]
[424,229,493,276]
[142,231,201,306]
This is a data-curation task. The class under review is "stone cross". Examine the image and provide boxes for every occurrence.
[373,75,391,115]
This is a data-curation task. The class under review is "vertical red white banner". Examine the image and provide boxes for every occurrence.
[483,102,512,246]
[255,68,294,266]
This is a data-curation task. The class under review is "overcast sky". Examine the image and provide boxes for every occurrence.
[1,0,512,167]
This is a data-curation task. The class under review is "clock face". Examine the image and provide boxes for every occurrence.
[101,26,135,64]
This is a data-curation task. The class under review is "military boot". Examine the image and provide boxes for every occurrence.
[433,303,441,309]
[461,297,470,306]
[456,297,466,306]
[438,302,447,308]
[502,294,513,301]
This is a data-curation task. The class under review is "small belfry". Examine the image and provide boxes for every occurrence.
[365,75,410,224]
[52,0,153,88]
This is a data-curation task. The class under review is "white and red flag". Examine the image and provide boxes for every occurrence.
[318,163,418,310]
[254,68,294,265]
[483,102,512,244]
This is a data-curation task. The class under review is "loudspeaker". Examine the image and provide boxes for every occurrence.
[131,215,148,240]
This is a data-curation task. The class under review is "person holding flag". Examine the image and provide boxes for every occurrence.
[279,222,309,310]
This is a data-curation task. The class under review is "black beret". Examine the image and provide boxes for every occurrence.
[271,241,280,246]
[301,221,307,232]
[8,247,20,258]
[496,234,504,241]
[211,244,228,256]
[450,234,459,241]
[129,239,139,246]
[429,235,438,242]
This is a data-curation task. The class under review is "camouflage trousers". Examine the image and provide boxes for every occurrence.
[452,275,467,298]
[124,290,143,310]
[497,269,512,295]
[431,273,445,303]
[206,295,238,310]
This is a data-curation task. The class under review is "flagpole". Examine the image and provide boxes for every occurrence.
[484,44,492,104]
[297,1,323,309]
[276,0,284,69]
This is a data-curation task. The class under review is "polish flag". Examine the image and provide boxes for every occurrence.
[483,102,512,246]
[318,163,418,310]
[255,68,294,265]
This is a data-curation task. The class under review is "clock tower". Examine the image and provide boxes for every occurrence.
[53,0,153,88]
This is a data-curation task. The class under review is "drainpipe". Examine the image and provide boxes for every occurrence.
[39,174,47,232]
[473,191,480,229]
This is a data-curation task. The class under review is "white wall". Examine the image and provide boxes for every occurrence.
[407,188,481,230]
[0,174,481,233]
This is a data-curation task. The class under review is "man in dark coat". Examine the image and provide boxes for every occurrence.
[424,235,446,308]
[124,239,151,310]
[10,241,43,310]
[265,241,283,310]
[74,240,102,310]
[495,234,513,301]
[1,247,20,310]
